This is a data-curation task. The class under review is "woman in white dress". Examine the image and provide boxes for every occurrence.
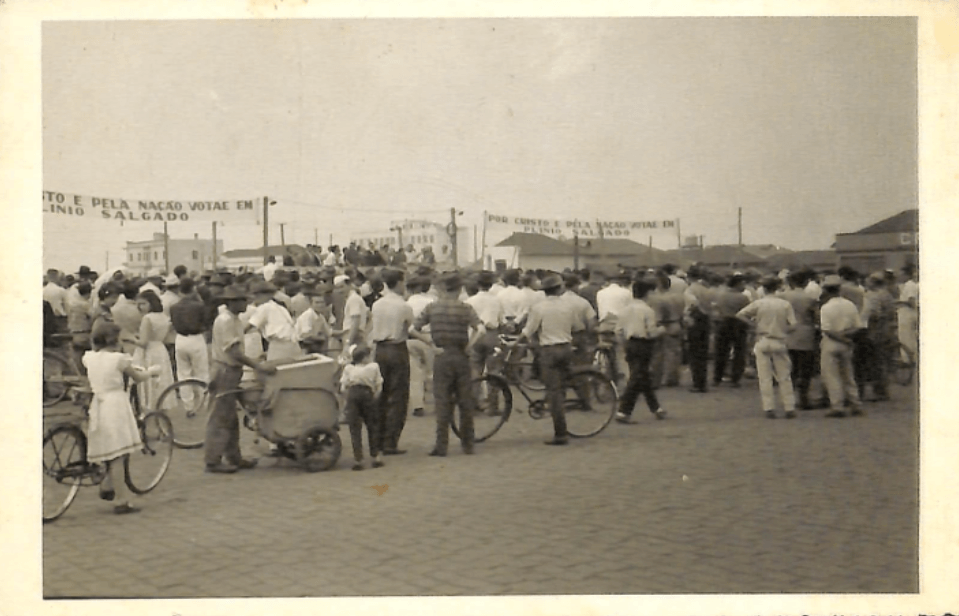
[133,290,175,411]
[83,323,156,514]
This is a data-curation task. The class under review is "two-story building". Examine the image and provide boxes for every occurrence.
[124,233,223,276]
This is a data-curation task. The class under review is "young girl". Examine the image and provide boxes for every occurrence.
[83,322,157,514]
[339,345,384,471]
[133,290,175,411]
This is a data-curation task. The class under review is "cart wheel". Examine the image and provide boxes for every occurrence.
[295,426,341,472]
[43,425,85,523]
[43,352,72,407]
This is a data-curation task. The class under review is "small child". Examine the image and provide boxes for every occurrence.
[339,344,384,471]
[82,322,158,514]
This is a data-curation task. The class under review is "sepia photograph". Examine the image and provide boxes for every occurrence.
[4,1,957,614]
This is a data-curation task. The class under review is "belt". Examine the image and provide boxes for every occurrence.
[374,339,407,345]
[177,331,204,337]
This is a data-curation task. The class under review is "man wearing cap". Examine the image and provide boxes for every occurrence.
[736,276,798,419]
[248,281,303,361]
[368,269,415,455]
[712,274,752,388]
[860,272,896,401]
[169,278,211,403]
[160,275,182,316]
[413,271,484,456]
[205,285,276,473]
[521,273,579,446]
[818,275,864,417]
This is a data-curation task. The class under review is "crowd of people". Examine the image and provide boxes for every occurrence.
[42,256,919,513]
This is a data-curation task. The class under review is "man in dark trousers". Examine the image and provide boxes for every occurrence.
[712,273,751,388]
[684,267,714,393]
[368,268,414,455]
[413,271,484,456]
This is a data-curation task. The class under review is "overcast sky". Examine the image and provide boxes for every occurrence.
[42,17,917,270]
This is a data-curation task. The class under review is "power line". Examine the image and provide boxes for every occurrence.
[271,196,449,216]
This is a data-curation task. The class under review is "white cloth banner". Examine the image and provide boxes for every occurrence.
[485,212,677,239]
[43,190,261,223]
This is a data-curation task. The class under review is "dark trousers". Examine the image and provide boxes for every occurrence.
[346,385,381,460]
[850,331,870,397]
[687,321,711,390]
[166,342,178,380]
[375,341,411,451]
[539,344,571,438]
[204,363,244,467]
[620,338,660,415]
[433,348,476,453]
[713,318,748,385]
[789,349,816,406]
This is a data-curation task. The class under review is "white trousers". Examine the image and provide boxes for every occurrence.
[820,337,861,411]
[898,309,918,357]
[753,337,795,412]
[408,338,434,411]
[175,334,210,403]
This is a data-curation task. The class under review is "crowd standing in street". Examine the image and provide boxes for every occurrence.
[42,255,919,499]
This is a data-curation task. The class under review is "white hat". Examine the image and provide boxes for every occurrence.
[164,275,180,287]
[333,275,350,286]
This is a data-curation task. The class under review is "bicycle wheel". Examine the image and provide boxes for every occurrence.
[43,425,85,523]
[155,379,211,449]
[124,412,174,494]
[564,370,618,438]
[891,343,916,386]
[452,374,513,443]
[510,346,546,391]
[295,426,342,472]
[43,352,72,407]
[592,347,616,383]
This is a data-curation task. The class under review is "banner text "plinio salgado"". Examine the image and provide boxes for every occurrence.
[42,191,259,223]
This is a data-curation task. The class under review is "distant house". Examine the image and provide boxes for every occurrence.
[663,245,770,274]
[834,209,918,273]
[124,233,223,277]
[221,244,319,269]
[765,250,838,273]
[493,232,684,273]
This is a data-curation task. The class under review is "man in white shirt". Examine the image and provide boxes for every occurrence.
[561,272,598,376]
[295,288,332,355]
[897,262,919,358]
[248,281,303,361]
[818,275,864,417]
[336,275,370,348]
[614,279,667,424]
[323,246,340,268]
[595,271,633,388]
[737,276,798,419]
[406,275,436,417]
[43,269,67,317]
[466,271,506,413]
[497,269,529,334]
[260,256,279,282]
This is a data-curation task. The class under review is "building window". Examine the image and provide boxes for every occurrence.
[154,251,158,260]
[192,250,199,260]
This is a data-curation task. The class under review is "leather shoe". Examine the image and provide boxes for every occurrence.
[205,463,239,474]
[371,460,385,468]
[98,489,116,502]
[114,504,141,515]
[383,448,407,456]
[825,410,847,418]
[428,450,447,457]
[544,437,569,446]
[784,411,797,419]
[233,458,258,470]
[615,412,637,425]
[688,387,708,394]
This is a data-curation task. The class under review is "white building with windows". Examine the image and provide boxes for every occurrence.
[124,233,223,276]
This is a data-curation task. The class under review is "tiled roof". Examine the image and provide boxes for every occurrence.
[849,209,918,235]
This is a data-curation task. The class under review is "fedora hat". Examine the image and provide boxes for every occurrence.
[822,275,842,288]
[220,285,248,300]
[250,281,277,295]
[540,273,564,290]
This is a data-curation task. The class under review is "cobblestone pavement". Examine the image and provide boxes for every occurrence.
[42,374,918,598]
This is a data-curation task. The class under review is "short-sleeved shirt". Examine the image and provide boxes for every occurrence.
[415,298,481,350]
[248,300,297,343]
[839,282,865,311]
[782,289,818,350]
[523,296,577,346]
[736,296,797,341]
[212,309,245,367]
[343,290,370,336]
[498,286,529,322]
[368,290,414,343]
[169,296,207,336]
[561,290,596,332]
[43,283,67,316]
[616,299,659,340]
[467,290,505,329]
[714,287,751,319]
[820,296,863,335]
[596,284,632,322]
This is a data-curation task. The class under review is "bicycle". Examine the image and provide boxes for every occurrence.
[42,385,175,523]
[43,333,88,407]
[155,378,214,449]
[451,335,619,443]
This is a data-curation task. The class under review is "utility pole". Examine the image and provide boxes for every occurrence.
[280,223,286,246]
[676,218,682,249]
[737,207,743,246]
[262,196,270,265]
[163,221,170,274]
[314,228,319,246]
[449,207,459,268]
[473,225,478,263]
[573,234,580,270]
[212,222,218,271]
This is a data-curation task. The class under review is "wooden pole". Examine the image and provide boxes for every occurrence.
[738,207,743,246]
[573,234,580,270]
[676,218,681,249]
[163,221,170,274]
[450,207,459,268]
[473,225,478,263]
[212,222,218,270]
[480,210,488,268]
[262,196,270,265]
